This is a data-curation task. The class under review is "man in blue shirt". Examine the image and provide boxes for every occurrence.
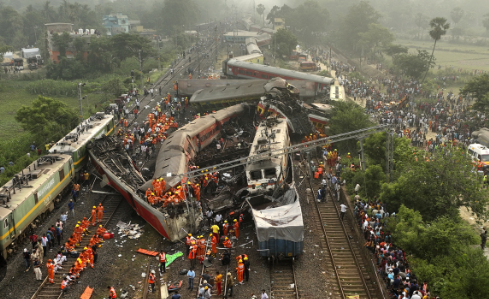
[187,269,195,291]
[68,200,74,217]
[171,290,181,299]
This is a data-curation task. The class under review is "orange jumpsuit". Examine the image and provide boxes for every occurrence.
[193,185,201,201]
[96,227,107,237]
[91,208,97,226]
[223,239,232,248]
[96,205,104,223]
[47,262,55,283]
[234,222,240,238]
[145,188,152,198]
[211,235,218,254]
[223,223,229,236]
[236,262,244,283]
[159,179,166,193]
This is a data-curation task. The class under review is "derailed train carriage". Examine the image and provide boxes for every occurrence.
[89,104,254,241]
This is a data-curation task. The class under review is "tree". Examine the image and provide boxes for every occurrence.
[51,32,72,59]
[285,1,330,44]
[329,101,373,153]
[0,44,13,62]
[483,13,489,32]
[110,33,156,67]
[421,17,450,83]
[161,0,197,35]
[266,4,292,23]
[450,7,465,26]
[358,23,394,56]
[339,1,381,53]
[384,44,408,56]
[379,150,489,221]
[461,73,489,112]
[256,4,265,26]
[393,50,435,80]
[15,96,78,141]
[272,29,297,58]
[101,78,125,100]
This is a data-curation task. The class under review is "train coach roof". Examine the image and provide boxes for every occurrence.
[190,80,267,103]
[49,113,113,154]
[251,189,304,243]
[0,206,10,221]
[227,59,333,84]
[0,154,72,215]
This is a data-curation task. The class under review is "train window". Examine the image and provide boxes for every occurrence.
[264,168,276,178]
[238,70,244,74]
[3,218,8,228]
[261,74,267,79]
[59,169,65,180]
[250,170,262,180]
[34,192,39,204]
[245,72,252,76]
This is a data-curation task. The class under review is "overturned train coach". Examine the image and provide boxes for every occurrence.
[89,104,251,241]
[0,155,74,261]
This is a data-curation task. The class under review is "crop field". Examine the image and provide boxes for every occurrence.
[0,81,103,142]
[396,38,489,72]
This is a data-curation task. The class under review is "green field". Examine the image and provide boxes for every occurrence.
[396,38,489,72]
[0,81,104,142]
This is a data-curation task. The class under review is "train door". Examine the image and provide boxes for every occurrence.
[59,168,65,182]
[34,192,39,204]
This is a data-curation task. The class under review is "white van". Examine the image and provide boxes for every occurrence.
[467,144,489,169]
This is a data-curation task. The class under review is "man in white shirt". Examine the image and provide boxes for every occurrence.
[340,203,347,220]
[261,289,269,299]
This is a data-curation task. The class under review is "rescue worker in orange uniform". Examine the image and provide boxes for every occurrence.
[189,241,197,268]
[145,188,152,199]
[159,250,167,273]
[96,225,107,238]
[198,235,206,264]
[223,220,229,236]
[193,184,201,201]
[81,217,90,233]
[148,269,156,293]
[236,259,244,284]
[47,259,55,283]
[211,233,218,256]
[159,178,166,193]
[239,213,244,224]
[185,233,192,256]
[96,203,104,223]
[223,237,232,248]
[233,219,240,239]
[74,224,83,244]
[108,286,117,299]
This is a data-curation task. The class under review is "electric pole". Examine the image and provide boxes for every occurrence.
[78,83,86,123]
[139,49,143,91]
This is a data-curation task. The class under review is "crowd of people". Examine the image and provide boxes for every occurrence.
[24,201,108,293]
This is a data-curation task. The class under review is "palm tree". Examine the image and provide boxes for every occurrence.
[421,17,450,83]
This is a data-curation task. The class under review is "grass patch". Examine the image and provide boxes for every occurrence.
[396,38,489,72]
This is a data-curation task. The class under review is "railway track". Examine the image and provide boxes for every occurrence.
[30,195,123,299]
[300,155,381,299]
[270,261,299,299]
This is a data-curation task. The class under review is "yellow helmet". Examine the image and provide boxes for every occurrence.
[244,257,248,260]
[151,193,154,195]
[75,225,79,227]
[84,247,88,250]
[77,221,81,224]
[225,237,228,240]
[77,258,82,263]
[93,206,96,209]
[209,233,213,237]
[99,225,102,228]
[239,259,243,263]
[224,220,227,223]
[188,233,192,237]
[234,219,237,222]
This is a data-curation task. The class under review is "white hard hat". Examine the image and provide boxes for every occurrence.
[151,270,155,274]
